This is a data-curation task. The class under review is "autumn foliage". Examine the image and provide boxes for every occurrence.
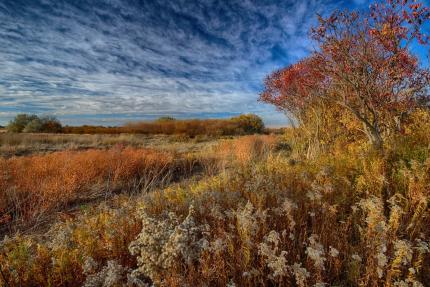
[62,114,265,136]
[261,0,430,151]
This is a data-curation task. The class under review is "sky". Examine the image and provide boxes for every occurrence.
[1,0,375,126]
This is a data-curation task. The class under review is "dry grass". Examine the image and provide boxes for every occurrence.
[0,135,274,235]
[0,147,201,234]
[214,134,277,164]
[0,133,222,157]
[1,132,429,286]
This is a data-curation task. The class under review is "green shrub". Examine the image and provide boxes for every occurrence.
[6,114,62,133]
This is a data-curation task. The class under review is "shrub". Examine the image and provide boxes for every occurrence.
[231,114,265,134]
[6,114,39,133]
[6,114,63,133]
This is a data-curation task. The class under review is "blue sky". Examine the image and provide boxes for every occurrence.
[1,0,374,126]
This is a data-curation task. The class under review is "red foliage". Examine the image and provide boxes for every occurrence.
[261,0,430,148]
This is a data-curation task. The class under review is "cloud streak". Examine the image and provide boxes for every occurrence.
[0,0,366,126]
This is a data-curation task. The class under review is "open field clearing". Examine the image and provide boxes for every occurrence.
[0,133,227,158]
[0,135,277,236]
[0,131,429,286]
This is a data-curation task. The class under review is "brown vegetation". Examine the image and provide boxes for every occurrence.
[1,1,430,286]
[0,133,222,158]
[0,147,200,234]
[62,114,265,137]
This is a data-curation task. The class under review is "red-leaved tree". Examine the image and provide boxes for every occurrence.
[261,0,430,150]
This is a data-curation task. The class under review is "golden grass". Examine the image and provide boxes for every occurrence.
[1,132,429,286]
[0,133,222,157]
[0,147,199,233]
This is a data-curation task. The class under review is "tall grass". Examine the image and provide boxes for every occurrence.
[0,133,429,286]
[0,147,199,234]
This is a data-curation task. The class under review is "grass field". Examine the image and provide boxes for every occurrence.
[0,128,429,287]
[0,133,227,158]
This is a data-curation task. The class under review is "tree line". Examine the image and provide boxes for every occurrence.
[5,113,266,136]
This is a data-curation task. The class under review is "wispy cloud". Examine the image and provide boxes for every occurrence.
[0,0,364,126]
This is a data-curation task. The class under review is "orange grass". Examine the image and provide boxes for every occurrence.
[0,146,192,231]
[214,135,278,165]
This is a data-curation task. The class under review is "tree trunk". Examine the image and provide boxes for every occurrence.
[364,123,383,151]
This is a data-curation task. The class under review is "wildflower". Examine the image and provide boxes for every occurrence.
[329,246,339,258]
[281,198,297,229]
[393,240,413,266]
[281,198,297,213]
[48,222,75,251]
[126,273,149,287]
[161,205,208,267]
[259,231,289,277]
[129,205,208,283]
[358,197,385,233]
[289,233,295,241]
[394,281,409,287]
[306,190,322,201]
[266,230,281,245]
[305,234,326,270]
[291,263,310,287]
[209,205,224,220]
[236,201,258,236]
[351,254,362,262]
[83,260,129,287]
[83,256,98,275]
[415,239,429,253]
[376,244,387,278]
[208,238,226,254]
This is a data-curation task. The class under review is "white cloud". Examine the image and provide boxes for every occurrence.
[0,0,347,126]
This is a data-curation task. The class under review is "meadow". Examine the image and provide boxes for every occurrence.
[0,115,429,286]
[1,1,430,286]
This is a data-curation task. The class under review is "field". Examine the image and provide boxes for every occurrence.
[0,123,429,287]
[2,1,430,286]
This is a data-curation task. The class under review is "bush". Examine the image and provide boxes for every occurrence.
[6,114,39,133]
[6,114,63,133]
[231,114,265,134]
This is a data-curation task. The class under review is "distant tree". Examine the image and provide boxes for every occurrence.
[261,0,430,150]
[40,116,63,133]
[23,118,43,133]
[6,114,62,133]
[6,114,39,133]
[231,114,265,134]
[155,116,176,122]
